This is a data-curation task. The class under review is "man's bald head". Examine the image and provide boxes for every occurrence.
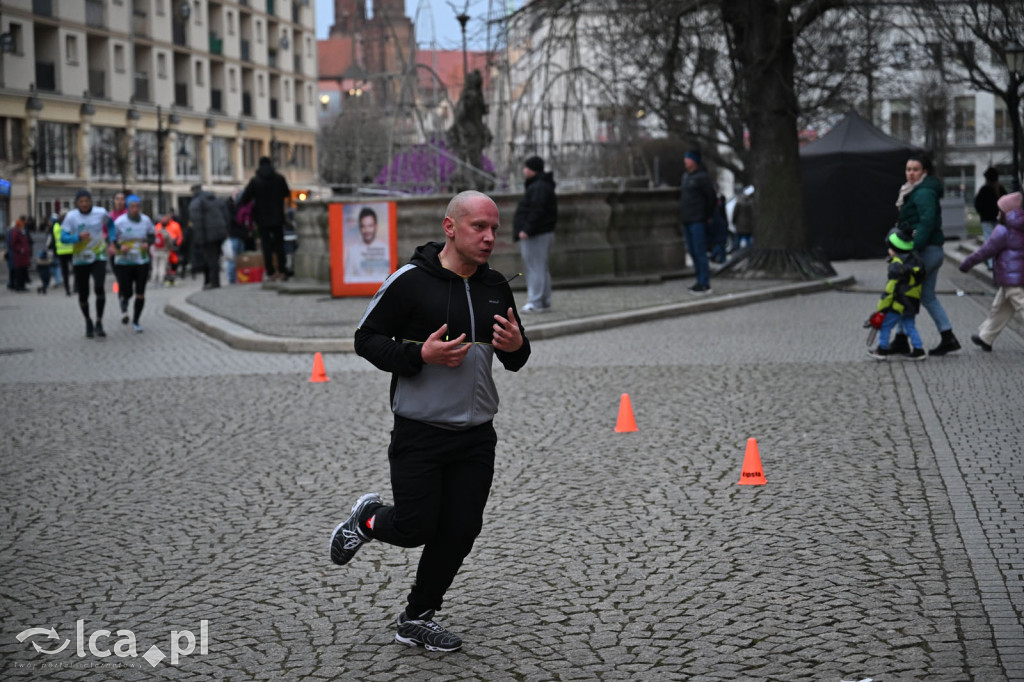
[445,190,493,223]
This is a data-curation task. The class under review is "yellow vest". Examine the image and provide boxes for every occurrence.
[53,222,73,255]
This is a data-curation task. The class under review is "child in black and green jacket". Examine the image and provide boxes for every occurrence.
[869,229,927,361]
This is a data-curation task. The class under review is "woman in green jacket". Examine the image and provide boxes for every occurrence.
[894,153,961,356]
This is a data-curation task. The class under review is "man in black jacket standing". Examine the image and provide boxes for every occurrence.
[679,149,717,294]
[513,155,557,312]
[329,191,530,653]
[240,156,290,280]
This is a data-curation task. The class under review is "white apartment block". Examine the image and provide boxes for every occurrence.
[0,0,319,225]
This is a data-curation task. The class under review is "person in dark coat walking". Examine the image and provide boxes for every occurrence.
[973,167,1006,270]
[679,150,717,294]
[188,184,230,289]
[240,156,291,280]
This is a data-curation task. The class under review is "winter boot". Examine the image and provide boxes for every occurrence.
[889,333,910,354]
[929,329,961,356]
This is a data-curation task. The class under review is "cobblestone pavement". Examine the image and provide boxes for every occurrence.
[1,249,1022,680]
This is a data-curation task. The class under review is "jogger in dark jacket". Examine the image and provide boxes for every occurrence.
[330,191,530,653]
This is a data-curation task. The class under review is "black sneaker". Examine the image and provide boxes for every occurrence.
[395,610,463,652]
[95,323,106,338]
[122,312,130,325]
[688,284,712,295]
[903,348,927,361]
[329,492,381,566]
[85,320,95,339]
[868,347,894,360]
[970,334,992,352]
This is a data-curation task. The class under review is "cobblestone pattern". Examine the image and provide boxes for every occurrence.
[1,258,1022,680]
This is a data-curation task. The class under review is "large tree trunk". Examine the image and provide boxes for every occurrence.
[720,0,834,279]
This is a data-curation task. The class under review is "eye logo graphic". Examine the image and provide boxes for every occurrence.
[16,620,209,668]
[16,627,69,655]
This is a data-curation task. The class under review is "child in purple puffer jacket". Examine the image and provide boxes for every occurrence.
[959,191,1024,351]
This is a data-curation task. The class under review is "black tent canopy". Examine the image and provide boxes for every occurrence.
[801,110,923,260]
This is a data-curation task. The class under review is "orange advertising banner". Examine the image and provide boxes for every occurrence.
[328,201,399,297]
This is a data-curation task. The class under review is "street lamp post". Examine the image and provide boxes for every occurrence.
[156,105,169,214]
[1006,42,1024,192]
[456,12,469,81]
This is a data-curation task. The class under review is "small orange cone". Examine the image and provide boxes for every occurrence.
[737,438,766,485]
[309,352,330,382]
[112,281,119,294]
[614,393,638,432]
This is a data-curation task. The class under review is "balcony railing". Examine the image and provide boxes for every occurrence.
[241,40,250,62]
[211,89,223,112]
[293,55,301,73]
[174,83,189,107]
[134,74,150,102]
[270,98,278,119]
[133,11,148,37]
[268,51,277,69]
[36,62,56,91]
[88,69,105,98]
[267,0,275,16]
[33,0,52,17]
[209,36,223,55]
[292,1,300,23]
[242,93,252,116]
[294,103,302,123]
[86,0,105,28]
[173,21,186,46]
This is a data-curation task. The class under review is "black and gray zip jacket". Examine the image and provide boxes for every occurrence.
[354,241,531,430]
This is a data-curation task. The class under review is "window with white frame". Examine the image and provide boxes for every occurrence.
[176,134,200,178]
[66,34,79,64]
[953,96,975,144]
[135,130,159,179]
[889,99,912,142]
[210,137,234,178]
[90,127,127,180]
[37,122,79,176]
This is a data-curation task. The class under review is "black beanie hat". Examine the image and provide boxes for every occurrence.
[75,188,92,202]
[524,156,544,172]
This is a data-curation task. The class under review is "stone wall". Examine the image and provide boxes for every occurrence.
[292,188,685,286]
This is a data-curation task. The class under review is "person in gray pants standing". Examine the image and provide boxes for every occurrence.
[513,155,558,312]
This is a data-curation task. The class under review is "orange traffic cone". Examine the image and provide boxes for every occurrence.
[614,393,638,432]
[112,281,119,294]
[737,438,766,485]
[309,352,330,383]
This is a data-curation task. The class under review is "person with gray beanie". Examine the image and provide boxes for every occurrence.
[513,155,557,312]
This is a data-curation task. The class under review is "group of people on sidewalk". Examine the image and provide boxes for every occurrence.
[868,152,1024,359]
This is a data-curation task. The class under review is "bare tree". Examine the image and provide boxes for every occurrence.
[912,0,1024,189]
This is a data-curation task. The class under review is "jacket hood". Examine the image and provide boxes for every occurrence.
[256,160,276,179]
[1005,208,1024,233]
[410,241,499,282]
[526,171,556,189]
[919,174,944,198]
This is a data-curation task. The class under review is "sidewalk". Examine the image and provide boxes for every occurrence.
[167,264,854,353]
[166,240,1011,353]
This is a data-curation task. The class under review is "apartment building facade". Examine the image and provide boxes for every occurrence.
[0,0,319,226]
